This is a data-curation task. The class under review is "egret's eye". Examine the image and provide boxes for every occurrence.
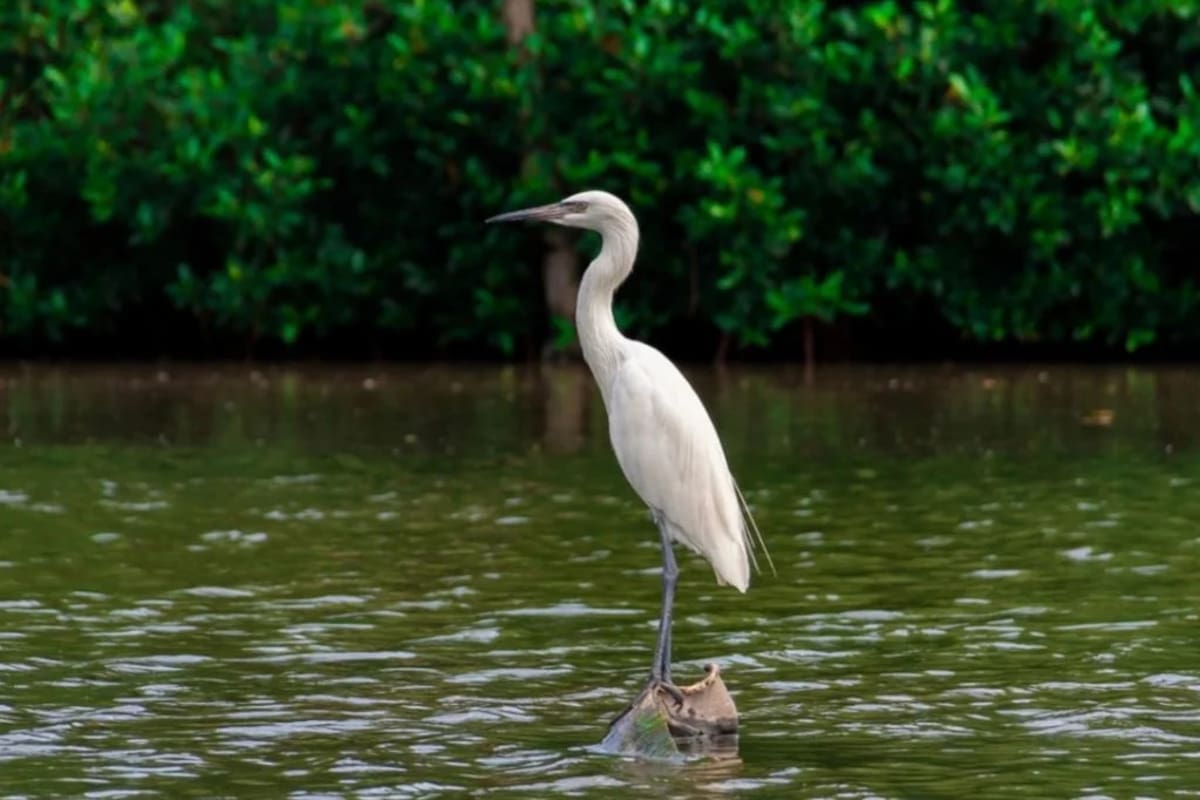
[560,201,589,214]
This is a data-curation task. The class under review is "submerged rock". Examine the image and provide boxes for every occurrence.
[598,663,739,760]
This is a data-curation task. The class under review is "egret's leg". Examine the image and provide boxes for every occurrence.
[650,520,678,685]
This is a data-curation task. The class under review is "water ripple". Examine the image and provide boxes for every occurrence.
[3,365,1200,796]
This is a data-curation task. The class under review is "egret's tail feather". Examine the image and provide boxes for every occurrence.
[733,478,775,578]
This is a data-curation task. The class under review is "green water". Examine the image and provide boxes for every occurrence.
[1,364,1198,798]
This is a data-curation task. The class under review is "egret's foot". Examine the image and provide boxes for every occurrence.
[602,663,740,757]
[647,677,685,709]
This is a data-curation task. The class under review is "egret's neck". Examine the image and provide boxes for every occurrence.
[576,216,639,394]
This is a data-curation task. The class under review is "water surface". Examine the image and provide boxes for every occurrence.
[1,364,1198,797]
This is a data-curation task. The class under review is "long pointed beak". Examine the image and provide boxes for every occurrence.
[485,203,567,224]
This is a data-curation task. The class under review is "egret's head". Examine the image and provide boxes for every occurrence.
[486,190,634,233]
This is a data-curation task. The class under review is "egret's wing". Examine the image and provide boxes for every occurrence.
[606,347,759,591]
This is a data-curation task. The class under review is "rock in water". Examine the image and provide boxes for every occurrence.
[598,663,739,760]
[598,684,681,761]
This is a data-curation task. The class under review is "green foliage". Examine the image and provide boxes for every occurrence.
[1,0,1198,356]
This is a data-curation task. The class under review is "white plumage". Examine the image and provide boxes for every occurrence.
[487,189,769,688]
[607,344,752,591]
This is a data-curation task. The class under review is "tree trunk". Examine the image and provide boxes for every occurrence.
[502,0,581,360]
[501,0,534,44]
[542,227,581,355]
[803,316,815,385]
[714,331,730,365]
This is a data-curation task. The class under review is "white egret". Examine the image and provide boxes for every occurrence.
[487,190,771,698]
